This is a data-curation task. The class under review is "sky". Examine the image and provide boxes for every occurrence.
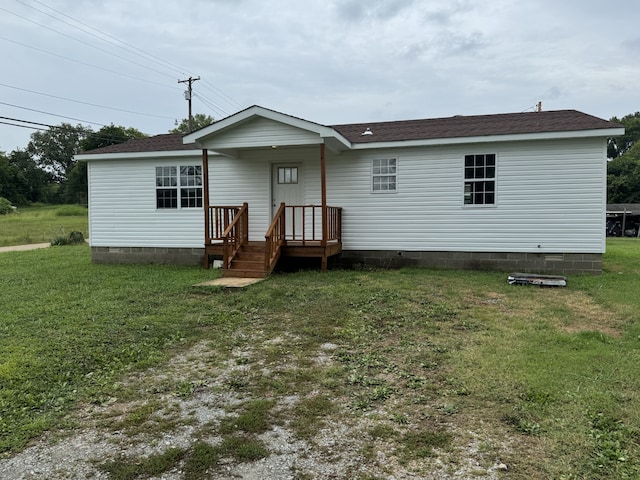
[1,0,639,152]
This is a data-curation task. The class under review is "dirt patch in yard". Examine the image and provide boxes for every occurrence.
[0,339,513,479]
[557,291,624,337]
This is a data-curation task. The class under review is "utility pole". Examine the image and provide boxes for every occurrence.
[178,76,200,132]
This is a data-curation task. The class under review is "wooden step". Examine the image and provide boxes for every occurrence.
[231,260,265,270]
[221,242,269,278]
[235,251,265,262]
[240,246,266,254]
[223,269,267,278]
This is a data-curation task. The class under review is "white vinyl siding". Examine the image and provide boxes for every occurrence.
[327,137,606,253]
[88,157,205,248]
[201,117,321,150]
[87,137,607,255]
[207,146,324,242]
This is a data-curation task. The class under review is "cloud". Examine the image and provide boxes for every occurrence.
[423,0,474,26]
[623,37,640,51]
[332,0,416,22]
[402,30,485,61]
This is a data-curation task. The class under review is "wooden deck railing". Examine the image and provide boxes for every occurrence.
[284,205,342,244]
[264,203,286,274]
[218,203,248,269]
[205,203,342,273]
[206,205,245,244]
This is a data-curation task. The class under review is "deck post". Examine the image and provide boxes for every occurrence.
[202,149,210,268]
[320,143,328,272]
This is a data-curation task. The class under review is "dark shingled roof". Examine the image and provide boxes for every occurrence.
[332,110,620,143]
[80,133,195,155]
[79,110,620,155]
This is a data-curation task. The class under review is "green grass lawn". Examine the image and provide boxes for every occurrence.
[0,238,639,478]
[0,204,88,247]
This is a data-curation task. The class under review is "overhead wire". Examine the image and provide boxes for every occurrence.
[2,0,243,132]
[192,93,230,118]
[0,5,178,80]
[21,0,243,111]
[26,0,191,78]
[0,120,46,131]
[0,35,182,91]
[0,116,149,144]
[0,101,107,127]
[0,116,58,129]
[0,82,175,120]
[201,79,243,111]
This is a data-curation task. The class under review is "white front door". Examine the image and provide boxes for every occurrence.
[272,164,303,237]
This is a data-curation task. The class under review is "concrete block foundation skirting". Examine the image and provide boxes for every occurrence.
[337,250,603,275]
[91,246,603,275]
[91,246,204,266]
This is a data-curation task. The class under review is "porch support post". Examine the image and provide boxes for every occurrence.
[202,149,210,269]
[320,143,328,272]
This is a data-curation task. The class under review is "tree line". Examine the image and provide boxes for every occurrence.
[607,112,640,203]
[1,112,639,207]
[0,114,213,207]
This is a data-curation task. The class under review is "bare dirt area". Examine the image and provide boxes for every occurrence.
[0,339,513,479]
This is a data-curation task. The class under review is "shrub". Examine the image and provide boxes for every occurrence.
[51,230,85,246]
[0,197,15,215]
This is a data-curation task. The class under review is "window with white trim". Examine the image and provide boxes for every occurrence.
[464,154,495,205]
[156,166,202,209]
[372,158,397,192]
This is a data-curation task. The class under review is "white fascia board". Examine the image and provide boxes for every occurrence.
[349,128,625,150]
[75,150,203,162]
[183,105,352,150]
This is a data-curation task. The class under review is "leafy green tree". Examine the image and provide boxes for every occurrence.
[170,113,214,134]
[64,161,88,205]
[9,149,55,203]
[81,124,146,152]
[0,152,25,205]
[608,112,640,159]
[26,123,92,183]
[607,142,640,203]
[0,150,52,205]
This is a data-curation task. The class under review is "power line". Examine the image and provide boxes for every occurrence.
[193,93,229,118]
[0,116,59,129]
[0,116,148,145]
[21,0,243,111]
[27,0,191,78]
[0,35,181,91]
[0,101,107,126]
[4,0,243,128]
[1,5,177,81]
[0,82,175,120]
[0,120,46,131]
[201,79,243,110]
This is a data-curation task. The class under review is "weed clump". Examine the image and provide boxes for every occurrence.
[51,230,85,246]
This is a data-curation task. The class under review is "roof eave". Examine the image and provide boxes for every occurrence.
[349,128,625,149]
[75,149,204,161]
[183,105,352,151]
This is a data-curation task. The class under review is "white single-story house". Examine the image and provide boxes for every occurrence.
[76,105,624,276]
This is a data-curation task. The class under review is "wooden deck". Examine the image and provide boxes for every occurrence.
[204,204,342,276]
